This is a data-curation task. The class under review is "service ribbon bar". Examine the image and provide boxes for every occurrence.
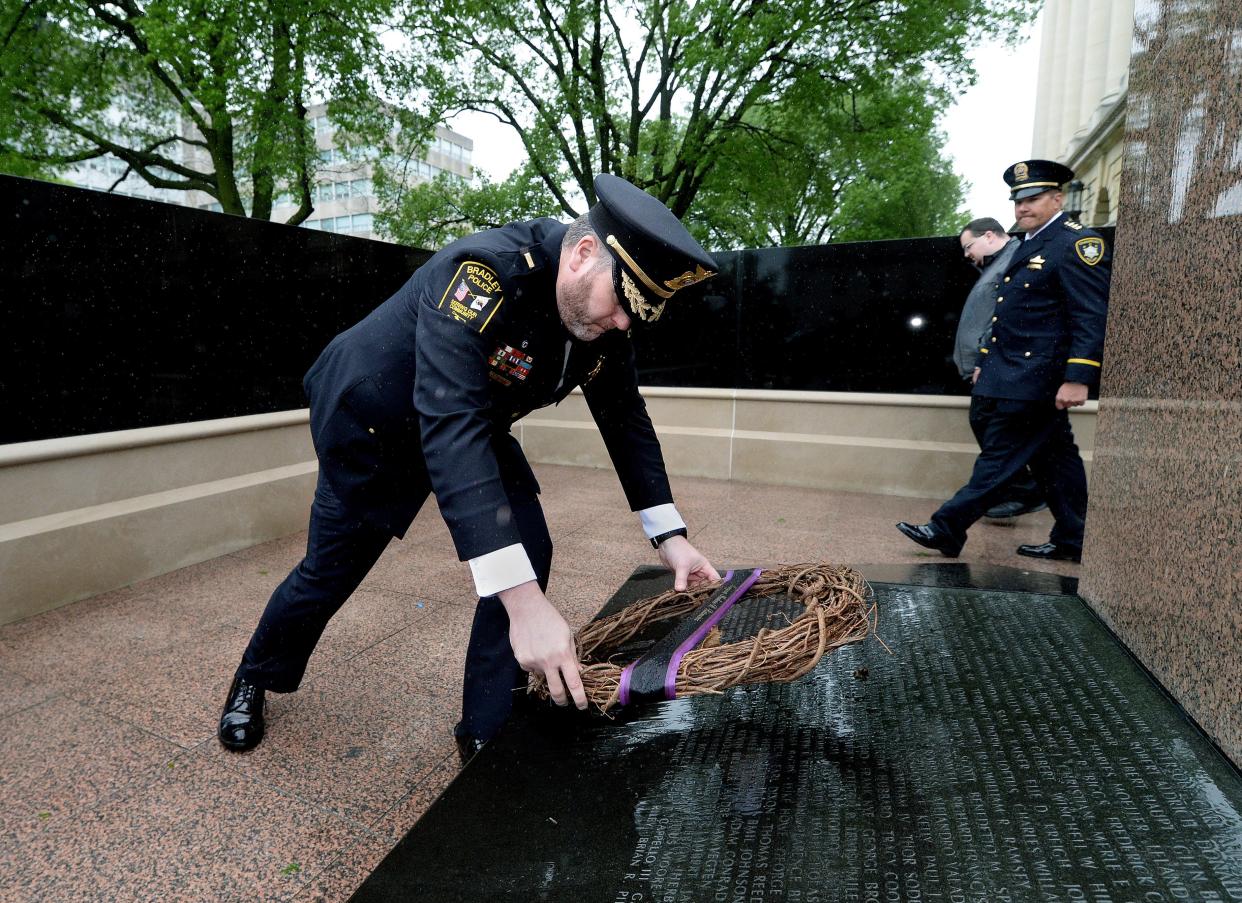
[618,568,763,706]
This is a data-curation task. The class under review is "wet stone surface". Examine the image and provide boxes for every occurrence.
[352,571,1242,903]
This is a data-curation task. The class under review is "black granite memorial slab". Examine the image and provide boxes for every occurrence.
[351,572,1242,902]
[856,563,1080,597]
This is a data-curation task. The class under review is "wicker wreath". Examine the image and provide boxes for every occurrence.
[530,563,877,712]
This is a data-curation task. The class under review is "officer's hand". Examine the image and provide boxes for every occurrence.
[972,367,981,385]
[657,535,721,591]
[1055,382,1089,410]
[497,581,587,710]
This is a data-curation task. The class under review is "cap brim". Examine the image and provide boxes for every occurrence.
[1010,185,1057,201]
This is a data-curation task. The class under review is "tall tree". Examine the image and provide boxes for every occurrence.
[0,0,414,222]
[688,75,966,249]
[395,0,1038,225]
[374,160,564,249]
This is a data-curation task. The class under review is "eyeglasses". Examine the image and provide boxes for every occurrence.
[961,232,990,256]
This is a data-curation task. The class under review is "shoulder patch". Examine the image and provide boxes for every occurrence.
[1074,236,1105,266]
[437,261,505,332]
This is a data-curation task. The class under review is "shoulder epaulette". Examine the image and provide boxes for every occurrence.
[1063,219,1083,231]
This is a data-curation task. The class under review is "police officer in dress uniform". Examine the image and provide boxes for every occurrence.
[218,174,721,760]
[896,160,1111,562]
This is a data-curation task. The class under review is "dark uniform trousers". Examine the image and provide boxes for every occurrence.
[931,396,1087,551]
[236,444,553,743]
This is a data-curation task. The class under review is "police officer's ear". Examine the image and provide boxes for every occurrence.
[565,233,603,275]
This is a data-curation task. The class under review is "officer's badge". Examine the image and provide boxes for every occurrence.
[438,261,505,332]
[1075,237,1105,266]
[1026,254,1045,270]
[1014,162,1029,181]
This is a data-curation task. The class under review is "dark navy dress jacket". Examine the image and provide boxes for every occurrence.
[974,216,1111,402]
[303,218,672,558]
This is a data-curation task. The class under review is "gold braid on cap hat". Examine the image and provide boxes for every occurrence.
[620,271,664,323]
[605,235,674,299]
[605,234,714,323]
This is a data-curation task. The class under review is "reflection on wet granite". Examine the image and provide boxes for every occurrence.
[1079,0,1242,766]
[857,562,1079,595]
[351,577,1242,902]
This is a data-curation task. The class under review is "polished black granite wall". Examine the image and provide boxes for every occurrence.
[634,242,976,394]
[1,176,430,444]
[2,174,1114,443]
[634,227,1112,393]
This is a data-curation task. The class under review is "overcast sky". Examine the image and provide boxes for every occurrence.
[450,14,1045,230]
[941,23,1044,223]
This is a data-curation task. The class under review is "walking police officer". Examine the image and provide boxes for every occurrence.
[219,174,721,760]
[897,159,1111,562]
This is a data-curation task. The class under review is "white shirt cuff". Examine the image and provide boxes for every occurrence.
[639,503,686,539]
[468,543,538,597]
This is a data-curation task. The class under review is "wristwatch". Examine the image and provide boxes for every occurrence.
[650,527,688,549]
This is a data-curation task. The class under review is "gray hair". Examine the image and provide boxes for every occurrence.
[562,212,615,274]
[562,213,596,247]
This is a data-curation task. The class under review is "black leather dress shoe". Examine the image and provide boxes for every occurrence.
[1016,542,1082,562]
[984,499,1049,519]
[454,731,486,765]
[218,676,265,751]
[895,522,962,557]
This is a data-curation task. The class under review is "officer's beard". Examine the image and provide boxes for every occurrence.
[556,254,614,342]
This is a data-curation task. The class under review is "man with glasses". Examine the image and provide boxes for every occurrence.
[898,160,1110,563]
[954,217,1045,520]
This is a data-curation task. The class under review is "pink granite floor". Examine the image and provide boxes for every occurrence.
[0,464,1076,902]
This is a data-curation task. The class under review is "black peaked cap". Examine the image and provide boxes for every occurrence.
[588,173,718,325]
[1004,159,1075,201]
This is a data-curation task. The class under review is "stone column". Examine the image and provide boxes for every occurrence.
[1079,0,1242,766]
[1077,0,1112,138]
[1032,1,1063,157]
[1103,0,1136,102]
[1059,0,1089,158]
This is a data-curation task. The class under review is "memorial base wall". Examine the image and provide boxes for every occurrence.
[0,391,1100,626]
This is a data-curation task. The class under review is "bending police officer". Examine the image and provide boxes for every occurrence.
[219,174,721,760]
